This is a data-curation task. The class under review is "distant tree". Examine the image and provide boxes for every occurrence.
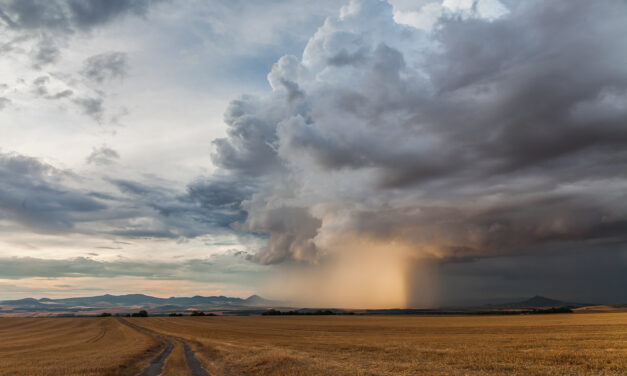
[261,309,336,316]
[168,313,183,317]
[313,310,335,315]
[131,310,148,317]
[190,311,205,316]
[99,312,112,317]
[530,307,573,314]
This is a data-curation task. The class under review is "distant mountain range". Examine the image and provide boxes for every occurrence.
[0,294,282,316]
[0,294,594,317]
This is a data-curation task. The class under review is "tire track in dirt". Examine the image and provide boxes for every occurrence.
[86,324,107,343]
[179,339,210,376]
[137,336,173,376]
[118,318,174,376]
[119,318,210,376]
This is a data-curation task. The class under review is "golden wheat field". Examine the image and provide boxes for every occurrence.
[0,313,625,376]
[129,312,627,376]
[0,317,159,376]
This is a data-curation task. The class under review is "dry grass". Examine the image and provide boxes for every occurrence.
[1,313,624,375]
[574,305,627,313]
[131,312,627,376]
[162,339,190,376]
[0,317,159,376]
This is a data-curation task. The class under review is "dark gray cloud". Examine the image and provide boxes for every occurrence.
[31,75,49,96]
[437,245,627,305]
[86,145,119,165]
[74,96,104,122]
[0,152,107,233]
[108,178,151,196]
[50,89,73,99]
[243,206,321,265]
[0,0,160,73]
[30,35,60,67]
[82,52,128,83]
[31,75,73,99]
[115,177,257,240]
[211,95,282,177]
[206,0,627,275]
[0,0,69,30]
[67,0,156,29]
[0,0,161,32]
[0,151,251,242]
[184,177,253,227]
[0,251,263,283]
[98,175,256,240]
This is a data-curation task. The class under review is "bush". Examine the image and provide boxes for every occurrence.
[262,309,336,316]
[168,313,183,317]
[190,311,216,316]
[530,307,573,314]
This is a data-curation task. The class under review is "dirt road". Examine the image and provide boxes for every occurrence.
[118,318,209,376]
[180,339,210,376]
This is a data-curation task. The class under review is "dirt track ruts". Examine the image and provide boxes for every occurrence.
[118,318,209,376]
[180,339,210,376]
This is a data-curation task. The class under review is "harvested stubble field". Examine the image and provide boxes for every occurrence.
[0,313,625,375]
[0,317,159,376]
[129,312,627,376]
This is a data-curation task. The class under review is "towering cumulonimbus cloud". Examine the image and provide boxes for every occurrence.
[209,0,627,306]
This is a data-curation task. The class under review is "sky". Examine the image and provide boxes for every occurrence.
[0,0,626,307]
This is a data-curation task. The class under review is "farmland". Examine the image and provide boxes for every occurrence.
[0,312,625,375]
[0,317,158,375]
[131,312,627,375]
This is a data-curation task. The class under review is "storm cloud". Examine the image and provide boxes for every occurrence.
[0,152,107,233]
[1,0,626,305]
[209,0,627,268]
[0,151,247,241]
[0,0,160,32]
[0,252,263,284]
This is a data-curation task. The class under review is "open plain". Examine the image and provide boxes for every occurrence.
[1,312,625,376]
[0,317,159,376]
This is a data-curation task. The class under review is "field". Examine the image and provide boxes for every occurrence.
[0,317,159,375]
[0,313,625,375]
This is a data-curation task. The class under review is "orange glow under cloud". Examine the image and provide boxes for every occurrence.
[264,235,438,309]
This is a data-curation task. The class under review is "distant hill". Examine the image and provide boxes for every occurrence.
[489,296,589,309]
[0,293,281,316]
[0,298,48,308]
[0,294,596,317]
[244,295,268,305]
